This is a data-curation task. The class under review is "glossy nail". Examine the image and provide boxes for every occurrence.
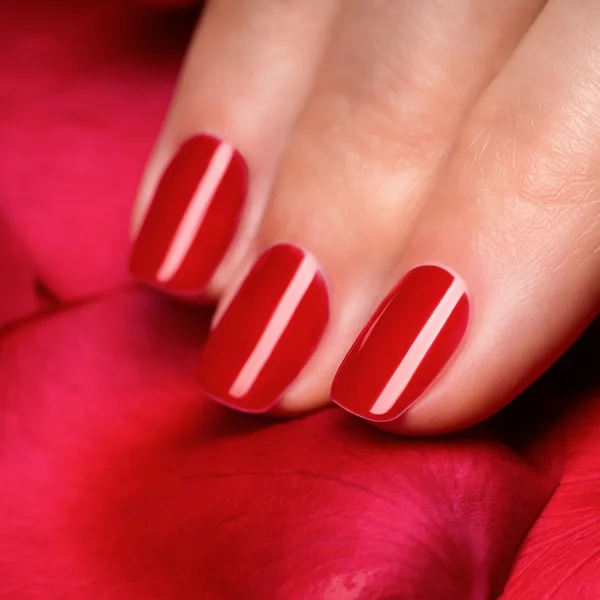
[196,243,329,412]
[130,134,248,294]
[332,265,470,422]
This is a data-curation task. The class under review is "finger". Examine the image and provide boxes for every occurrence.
[332,0,600,433]
[130,0,339,296]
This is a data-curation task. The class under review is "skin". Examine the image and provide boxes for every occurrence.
[132,0,600,434]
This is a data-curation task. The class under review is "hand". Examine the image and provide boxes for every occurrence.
[130,0,600,434]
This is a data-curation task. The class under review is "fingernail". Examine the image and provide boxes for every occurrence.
[332,265,470,422]
[196,243,329,413]
[130,134,248,294]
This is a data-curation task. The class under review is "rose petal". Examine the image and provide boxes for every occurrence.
[0,292,555,599]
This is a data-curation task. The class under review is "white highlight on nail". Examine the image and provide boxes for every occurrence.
[228,254,318,399]
[155,142,233,282]
[369,276,466,416]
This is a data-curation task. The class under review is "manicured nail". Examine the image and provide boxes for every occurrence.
[332,265,470,422]
[196,243,329,413]
[130,134,248,293]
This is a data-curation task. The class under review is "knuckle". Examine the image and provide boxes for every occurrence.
[468,103,600,217]
[451,102,600,270]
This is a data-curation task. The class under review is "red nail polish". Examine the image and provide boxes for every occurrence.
[130,134,248,294]
[332,265,470,422]
[196,243,329,413]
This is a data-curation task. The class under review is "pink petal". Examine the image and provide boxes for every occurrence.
[0,292,555,599]
[502,324,600,600]
[0,214,44,328]
[0,2,189,299]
